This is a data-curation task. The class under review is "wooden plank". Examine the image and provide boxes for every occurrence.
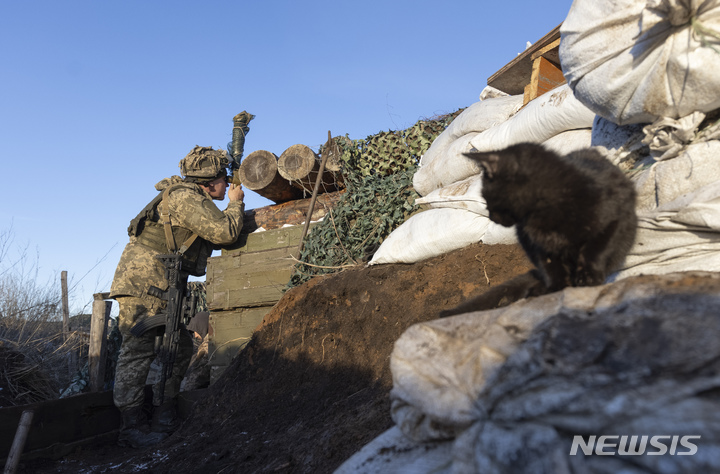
[531,37,561,63]
[208,307,269,368]
[207,243,299,310]
[223,225,309,256]
[523,56,566,105]
[487,24,562,95]
[217,268,293,291]
[0,390,120,464]
[223,285,286,309]
[209,273,291,310]
[211,246,298,270]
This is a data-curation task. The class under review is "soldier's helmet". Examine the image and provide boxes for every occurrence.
[179,146,229,182]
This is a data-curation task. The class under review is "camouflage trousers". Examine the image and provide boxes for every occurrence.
[113,295,193,411]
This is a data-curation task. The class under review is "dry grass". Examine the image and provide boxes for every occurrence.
[0,228,88,407]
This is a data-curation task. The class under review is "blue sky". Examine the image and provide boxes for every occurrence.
[0,0,572,314]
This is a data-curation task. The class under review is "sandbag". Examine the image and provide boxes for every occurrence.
[590,116,648,168]
[560,0,720,125]
[368,209,490,265]
[468,84,596,153]
[339,273,720,473]
[540,128,592,156]
[413,175,518,246]
[633,117,720,211]
[414,96,523,196]
[420,95,523,167]
[617,180,720,278]
[414,175,487,215]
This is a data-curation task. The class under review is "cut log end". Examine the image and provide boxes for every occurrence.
[239,150,280,190]
[239,150,305,204]
[278,144,318,181]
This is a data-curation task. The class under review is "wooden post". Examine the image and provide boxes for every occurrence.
[238,150,304,204]
[89,293,111,392]
[298,132,332,254]
[3,410,34,474]
[60,271,77,376]
[61,271,70,340]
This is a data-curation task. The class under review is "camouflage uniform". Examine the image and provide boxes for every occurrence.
[111,149,244,413]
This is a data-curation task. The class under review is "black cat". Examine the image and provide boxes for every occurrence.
[440,143,637,317]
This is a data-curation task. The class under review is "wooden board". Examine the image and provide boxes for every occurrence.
[487,24,562,96]
[523,55,566,104]
[0,390,120,463]
[223,224,307,257]
[208,306,270,382]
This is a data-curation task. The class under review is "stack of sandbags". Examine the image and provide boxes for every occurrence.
[561,0,720,278]
[370,84,596,265]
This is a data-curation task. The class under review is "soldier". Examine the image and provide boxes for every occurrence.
[110,145,245,448]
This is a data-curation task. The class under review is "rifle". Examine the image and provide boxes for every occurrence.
[130,253,197,405]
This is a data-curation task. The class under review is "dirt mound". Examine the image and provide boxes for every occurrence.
[25,242,531,473]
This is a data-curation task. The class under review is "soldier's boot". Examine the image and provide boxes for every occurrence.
[117,406,168,448]
[151,398,181,434]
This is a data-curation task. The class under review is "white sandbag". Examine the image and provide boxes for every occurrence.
[414,132,482,197]
[633,127,720,211]
[421,95,524,164]
[560,0,720,125]
[590,116,648,167]
[482,222,518,245]
[414,85,595,197]
[414,96,523,196]
[540,128,592,156]
[413,176,519,246]
[617,180,720,279]
[369,209,489,265]
[414,174,487,215]
[390,293,568,439]
[469,84,596,152]
[343,274,720,473]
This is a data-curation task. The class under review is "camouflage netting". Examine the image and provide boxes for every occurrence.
[187,281,208,313]
[288,110,463,289]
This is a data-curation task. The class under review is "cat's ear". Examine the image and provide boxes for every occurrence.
[464,151,500,179]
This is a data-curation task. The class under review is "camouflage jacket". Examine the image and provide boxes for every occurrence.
[110,176,244,299]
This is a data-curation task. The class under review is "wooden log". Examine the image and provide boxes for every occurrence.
[3,410,34,474]
[278,144,339,193]
[89,293,111,393]
[237,150,304,204]
[239,190,344,233]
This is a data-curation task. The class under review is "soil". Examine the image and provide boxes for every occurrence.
[21,242,532,474]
